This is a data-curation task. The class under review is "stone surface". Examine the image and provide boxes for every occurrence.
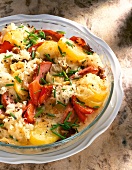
[0,0,132,169]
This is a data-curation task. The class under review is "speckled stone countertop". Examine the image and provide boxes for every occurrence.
[0,0,132,169]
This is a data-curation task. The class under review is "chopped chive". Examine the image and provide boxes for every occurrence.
[58,46,66,57]
[56,31,66,34]
[4,54,13,59]
[64,111,72,123]
[53,88,56,98]
[18,25,24,28]
[0,123,4,127]
[57,101,66,107]
[14,75,22,83]
[9,135,13,139]
[0,105,3,109]
[16,93,21,101]
[83,50,93,55]
[65,41,75,48]
[34,107,44,118]
[21,88,28,92]
[38,31,45,39]
[34,90,41,94]
[62,70,69,80]
[50,124,59,130]
[26,43,32,49]
[5,83,14,87]
[46,113,56,117]
[41,78,47,84]
[51,130,66,139]
[53,72,64,77]
[62,88,66,91]
[45,54,54,63]
[10,113,17,120]
[93,106,100,109]
[31,51,36,59]
[52,78,55,83]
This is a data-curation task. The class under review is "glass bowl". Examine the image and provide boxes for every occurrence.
[0,14,123,158]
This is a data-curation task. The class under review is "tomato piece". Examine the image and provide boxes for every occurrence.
[0,41,14,54]
[70,66,99,79]
[61,103,75,123]
[23,100,36,124]
[72,95,94,122]
[35,30,63,42]
[33,61,52,81]
[29,79,42,106]
[28,42,44,53]
[39,85,53,105]
[1,92,14,107]
[70,36,86,47]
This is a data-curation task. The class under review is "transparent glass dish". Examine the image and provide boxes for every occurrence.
[0,14,123,158]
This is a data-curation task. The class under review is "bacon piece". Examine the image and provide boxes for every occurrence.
[1,92,14,108]
[23,100,36,124]
[38,85,53,105]
[33,61,52,82]
[70,66,99,79]
[28,42,44,53]
[0,41,14,54]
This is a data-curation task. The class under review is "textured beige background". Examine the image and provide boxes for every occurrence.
[0,0,132,169]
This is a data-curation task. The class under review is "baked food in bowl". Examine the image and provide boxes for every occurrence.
[0,14,123,155]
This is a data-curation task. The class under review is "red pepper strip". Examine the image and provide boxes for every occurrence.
[61,103,75,123]
[0,41,14,54]
[35,30,63,42]
[23,100,36,124]
[39,85,53,105]
[29,79,42,106]
[28,42,44,53]
[70,36,86,47]
[70,66,99,79]
[72,95,94,122]
[33,61,52,82]
[1,92,14,108]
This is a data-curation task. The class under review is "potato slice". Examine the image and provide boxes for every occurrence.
[3,30,24,47]
[37,41,59,59]
[10,62,24,73]
[29,122,60,145]
[58,37,87,62]
[76,73,108,108]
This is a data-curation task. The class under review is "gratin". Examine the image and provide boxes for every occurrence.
[0,23,109,146]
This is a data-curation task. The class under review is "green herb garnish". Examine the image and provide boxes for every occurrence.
[56,31,66,34]
[46,113,56,117]
[41,78,47,85]
[18,25,24,28]
[83,50,93,55]
[51,130,66,139]
[38,31,45,39]
[45,54,54,63]
[93,106,100,109]
[0,123,4,127]
[0,105,3,109]
[5,84,14,87]
[34,106,44,118]
[57,101,66,107]
[66,41,75,48]
[10,113,17,120]
[31,51,36,59]
[4,54,13,59]
[58,46,66,57]
[53,88,56,98]
[14,75,22,83]
[21,88,28,92]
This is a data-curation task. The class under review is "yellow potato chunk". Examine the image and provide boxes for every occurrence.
[58,37,87,62]
[37,41,59,59]
[29,122,60,145]
[76,73,109,108]
[10,62,24,73]
[3,30,24,47]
